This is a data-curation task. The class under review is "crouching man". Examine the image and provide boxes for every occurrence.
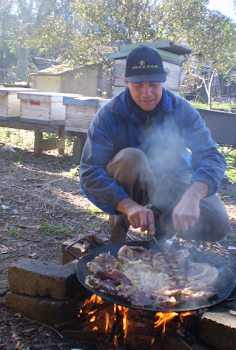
[79,45,230,244]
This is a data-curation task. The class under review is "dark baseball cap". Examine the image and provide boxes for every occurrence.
[125,45,166,83]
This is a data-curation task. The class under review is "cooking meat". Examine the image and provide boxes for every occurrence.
[153,293,177,308]
[85,246,220,308]
[184,264,219,290]
[87,252,120,273]
[129,291,154,307]
[181,287,218,299]
[118,245,155,265]
[85,269,132,295]
[152,249,190,273]
[170,249,190,267]
[152,253,167,272]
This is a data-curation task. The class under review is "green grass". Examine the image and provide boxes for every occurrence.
[0,128,35,150]
[86,206,103,215]
[0,128,74,154]
[6,226,20,236]
[39,221,75,235]
[219,146,236,183]
[66,165,80,177]
[190,101,236,111]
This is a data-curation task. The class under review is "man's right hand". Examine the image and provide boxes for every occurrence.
[115,198,156,236]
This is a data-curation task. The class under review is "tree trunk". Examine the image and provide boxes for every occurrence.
[207,69,216,110]
[1,10,9,69]
[16,46,30,82]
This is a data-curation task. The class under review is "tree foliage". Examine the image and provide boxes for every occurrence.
[0,0,19,68]
[159,0,236,107]
[0,0,236,103]
[31,0,161,70]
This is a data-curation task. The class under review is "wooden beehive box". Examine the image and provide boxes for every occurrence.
[63,96,109,132]
[108,40,193,97]
[113,56,182,94]
[0,88,38,121]
[18,92,78,125]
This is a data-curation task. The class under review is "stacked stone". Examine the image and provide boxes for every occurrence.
[6,258,82,326]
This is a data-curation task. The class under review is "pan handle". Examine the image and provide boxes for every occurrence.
[65,237,98,260]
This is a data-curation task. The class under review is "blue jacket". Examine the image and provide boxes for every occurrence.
[79,87,226,215]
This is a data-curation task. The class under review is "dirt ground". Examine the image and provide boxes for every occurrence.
[0,146,236,350]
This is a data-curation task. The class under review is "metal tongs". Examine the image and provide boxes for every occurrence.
[162,232,179,253]
[150,235,170,263]
[150,232,179,263]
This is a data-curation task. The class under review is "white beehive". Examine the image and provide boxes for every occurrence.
[0,88,38,120]
[18,92,78,125]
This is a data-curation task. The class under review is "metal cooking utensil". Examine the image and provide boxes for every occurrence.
[150,235,170,263]
[162,232,178,253]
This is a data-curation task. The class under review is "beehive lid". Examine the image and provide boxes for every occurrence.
[17,91,79,103]
[63,95,109,108]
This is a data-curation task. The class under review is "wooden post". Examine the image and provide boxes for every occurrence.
[71,137,86,164]
[34,131,43,156]
[34,132,65,156]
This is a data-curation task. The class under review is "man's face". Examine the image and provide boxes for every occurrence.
[124,76,163,111]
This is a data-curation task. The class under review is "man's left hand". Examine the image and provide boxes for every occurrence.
[172,181,209,232]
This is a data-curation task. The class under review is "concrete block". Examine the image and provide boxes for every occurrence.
[8,258,81,300]
[6,291,78,326]
[199,308,236,350]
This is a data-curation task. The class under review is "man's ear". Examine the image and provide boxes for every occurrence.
[123,75,129,87]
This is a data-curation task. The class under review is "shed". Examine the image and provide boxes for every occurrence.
[29,63,111,98]
[33,57,59,71]
[108,40,193,96]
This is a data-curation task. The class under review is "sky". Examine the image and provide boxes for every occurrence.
[207,0,236,21]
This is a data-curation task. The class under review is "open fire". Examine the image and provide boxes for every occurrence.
[76,294,200,349]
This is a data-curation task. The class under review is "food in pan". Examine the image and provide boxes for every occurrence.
[85,245,219,308]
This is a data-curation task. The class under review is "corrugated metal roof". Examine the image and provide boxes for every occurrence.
[109,40,193,60]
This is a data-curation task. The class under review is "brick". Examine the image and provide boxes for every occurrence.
[6,292,78,326]
[8,258,81,300]
[199,306,236,350]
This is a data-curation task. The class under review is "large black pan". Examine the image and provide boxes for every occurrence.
[66,239,235,312]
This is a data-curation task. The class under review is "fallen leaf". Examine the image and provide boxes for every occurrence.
[25,328,35,333]
[28,253,38,258]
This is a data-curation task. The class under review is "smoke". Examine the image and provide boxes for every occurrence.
[141,116,191,178]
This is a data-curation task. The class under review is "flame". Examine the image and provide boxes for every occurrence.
[114,335,118,345]
[122,307,129,338]
[117,306,129,338]
[84,294,103,305]
[105,311,111,332]
[78,293,199,345]
[88,310,96,315]
[155,312,178,333]
[90,315,96,323]
[179,311,195,323]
